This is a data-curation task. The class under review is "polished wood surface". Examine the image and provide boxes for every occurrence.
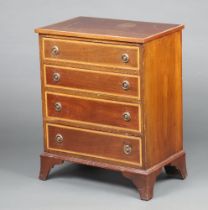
[143,31,183,168]
[35,16,184,43]
[164,152,187,179]
[123,152,187,200]
[45,117,142,137]
[39,154,64,180]
[39,151,186,200]
[46,92,140,130]
[36,17,187,200]
[45,65,139,97]
[46,123,142,166]
[43,37,139,69]
[122,168,161,200]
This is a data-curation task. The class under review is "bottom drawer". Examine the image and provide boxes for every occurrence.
[46,123,142,167]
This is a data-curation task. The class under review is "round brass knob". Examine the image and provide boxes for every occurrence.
[122,112,131,121]
[54,102,62,112]
[121,53,129,63]
[55,133,63,143]
[123,144,132,155]
[122,80,130,90]
[53,72,61,82]
[51,45,59,56]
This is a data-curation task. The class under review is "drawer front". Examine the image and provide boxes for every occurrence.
[43,38,139,69]
[46,92,140,131]
[45,65,139,97]
[46,123,142,166]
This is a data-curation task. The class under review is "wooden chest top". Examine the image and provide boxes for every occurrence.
[35,16,184,43]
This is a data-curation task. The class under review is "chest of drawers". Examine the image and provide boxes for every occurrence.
[35,17,187,200]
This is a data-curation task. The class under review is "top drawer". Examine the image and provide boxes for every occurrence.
[42,38,139,69]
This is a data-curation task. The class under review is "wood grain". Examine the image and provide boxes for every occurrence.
[43,37,139,69]
[122,168,161,200]
[45,65,139,98]
[45,86,140,104]
[39,154,64,180]
[39,150,186,200]
[143,31,183,168]
[44,118,142,137]
[35,16,184,43]
[46,92,141,131]
[46,123,142,166]
[164,152,187,179]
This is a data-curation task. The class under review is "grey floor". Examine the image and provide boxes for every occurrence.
[1,0,208,209]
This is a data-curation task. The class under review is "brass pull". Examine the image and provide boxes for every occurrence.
[53,72,61,82]
[51,45,59,56]
[121,53,129,63]
[122,112,131,121]
[55,133,63,143]
[123,144,132,155]
[54,102,62,112]
[122,80,130,90]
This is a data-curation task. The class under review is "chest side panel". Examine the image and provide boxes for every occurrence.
[143,31,183,168]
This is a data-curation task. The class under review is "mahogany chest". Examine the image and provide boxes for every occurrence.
[35,17,187,200]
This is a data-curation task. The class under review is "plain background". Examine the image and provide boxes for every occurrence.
[0,0,207,209]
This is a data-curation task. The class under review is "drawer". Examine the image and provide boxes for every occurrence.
[43,38,139,69]
[45,65,139,97]
[46,92,140,131]
[46,123,142,166]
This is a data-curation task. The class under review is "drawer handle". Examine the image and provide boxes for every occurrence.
[123,144,132,155]
[54,102,62,112]
[122,112,131,121]
[122,80,130,90]
[53,72,61,82]
[51,45,59,56]
[121,53,129,63]
[55,133,63,143]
